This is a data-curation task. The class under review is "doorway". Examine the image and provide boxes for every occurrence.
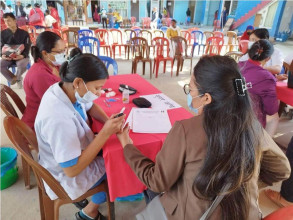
[131,0,140,21]
[167,0,174,18]
[91,0,100,22]
[188,0,196,24]
[254,14,262,28]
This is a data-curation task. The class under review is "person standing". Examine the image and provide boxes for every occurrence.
[221,6,227,28]
[29,3,45,30]
[93,4,100,23]
[1,13,31,87]
[24,4,32,16]
[15,1,25,18]
[186,8,191,25]
[107,4,114,29]
[150,7,158,30]
[48,3,60,29]
[100,6,107,29]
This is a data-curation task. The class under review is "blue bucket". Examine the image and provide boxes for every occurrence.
[1,147,18,190]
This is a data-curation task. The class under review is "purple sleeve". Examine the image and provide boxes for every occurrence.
[259,78,279,116]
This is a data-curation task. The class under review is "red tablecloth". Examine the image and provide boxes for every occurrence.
[276,81,293,106]
[92,74,192,201]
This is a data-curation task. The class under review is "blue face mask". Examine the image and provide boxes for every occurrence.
[187,93,203,115]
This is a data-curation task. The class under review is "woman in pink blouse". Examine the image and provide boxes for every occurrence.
[22,31,66,129]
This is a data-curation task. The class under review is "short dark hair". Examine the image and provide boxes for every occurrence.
[248,39,274,61]
[45,10,50,15]
[34,3,40,8]
[3,13,16,20]
[60,48,109,83]
[26,4,31,7]
[31,31,62,63]
[251,28,269,40]
[171,19,177,23]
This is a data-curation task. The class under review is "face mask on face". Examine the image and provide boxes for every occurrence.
[248,41,254,49]
[75,81,99,104]
[51,52,66,66]
[187,93,203,115]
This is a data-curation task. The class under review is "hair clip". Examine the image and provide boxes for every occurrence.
[67,53,81,64]
[234,78,252,96]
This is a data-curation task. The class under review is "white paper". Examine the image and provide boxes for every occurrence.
[125,108,134,129]
[140,93,181,110]
[132,109,172,133]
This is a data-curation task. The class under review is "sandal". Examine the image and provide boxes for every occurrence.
[75,211,105,220]
[73,199,89,210]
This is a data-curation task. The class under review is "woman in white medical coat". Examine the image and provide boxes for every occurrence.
[35,48,125,220]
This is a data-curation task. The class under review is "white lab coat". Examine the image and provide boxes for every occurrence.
[239,46,284,69]
[35,82,105,200]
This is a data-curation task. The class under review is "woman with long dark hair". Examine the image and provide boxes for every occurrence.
[117,56,290,220]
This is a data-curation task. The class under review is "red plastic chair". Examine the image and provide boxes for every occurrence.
[213,31,224,39]
[166,18,172,27]
[187,27,199,34]
[263,205,293,220]
[142,18,151,29]
[45,28,62,37]
[205,37,224,55]
[239,40,249,54]
[131,17,136,26]
[109,29,127,59]
[94,29,112,57]
[152,37,174,78]
[180,30,192,52]
[19,25,37,45]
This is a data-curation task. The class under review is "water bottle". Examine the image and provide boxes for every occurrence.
[122,88,129,104]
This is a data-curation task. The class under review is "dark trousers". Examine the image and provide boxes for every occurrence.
[102,17,107,29]
[281,136,293,202]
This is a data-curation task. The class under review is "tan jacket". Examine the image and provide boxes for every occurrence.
[123,115,291,220]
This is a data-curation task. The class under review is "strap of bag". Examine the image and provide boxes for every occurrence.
[199,183,231,220]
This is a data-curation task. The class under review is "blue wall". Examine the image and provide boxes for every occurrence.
[206,1,221,26]
[139,1,147,21]
[173,1,189,24]
[194,0,206,24]
[270,0,286,37]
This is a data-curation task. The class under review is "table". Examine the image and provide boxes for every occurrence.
[276,81,293,115]
[92,74,192,201]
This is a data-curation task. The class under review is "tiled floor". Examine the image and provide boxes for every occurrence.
[1,34,292,219]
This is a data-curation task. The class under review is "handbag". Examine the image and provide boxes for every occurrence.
[136,196,168,220]
[29,9,41,23]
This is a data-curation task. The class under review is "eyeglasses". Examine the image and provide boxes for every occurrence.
[183,84,197,95]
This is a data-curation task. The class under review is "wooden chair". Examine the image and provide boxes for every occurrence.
[3,116,114,220]
[139,30,154,55]
[94,29,112,57]
[0,84,35,190]
[124,29,136,60]
[170,36,193,76]
[152,37,174,78]
[225,51,243,63]
[226,31,238,52]
[153,30,164,38]
[130,37,152,78]
[61,30,78,53]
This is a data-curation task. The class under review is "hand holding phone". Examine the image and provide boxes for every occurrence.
[114,107,125,118]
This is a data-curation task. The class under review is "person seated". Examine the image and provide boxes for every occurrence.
[239,39,279,136]
[117,55,290,220]
[22,31,65,129]
[35,48,125,220]
[166,19,181,39]
[150,7,158,30]
[239,28,285,77]
[240,25,254,41]
[265,136,293,208]
[16,12,27,27]
[0,12,31,87]
[113,9,122,28]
